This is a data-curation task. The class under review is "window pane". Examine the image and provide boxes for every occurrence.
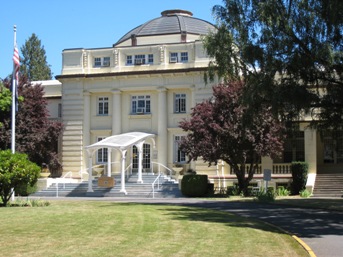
[148,54,153,64]
[181,52,188,62]
[127,55,132,65]
[94,57,101,67]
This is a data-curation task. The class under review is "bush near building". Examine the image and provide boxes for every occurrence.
[291,162,309,195]
[0,150,40,206]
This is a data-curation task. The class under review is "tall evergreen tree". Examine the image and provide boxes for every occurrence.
[20,33,52,81]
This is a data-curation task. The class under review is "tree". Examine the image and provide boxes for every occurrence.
[20,33,52,81]
[179,82,284,195]
[0,150,40,206]
[0,76,63,176]
[204,0,343,129]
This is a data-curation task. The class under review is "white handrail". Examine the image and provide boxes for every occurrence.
[151,162,174,198]
[125,164,133,180]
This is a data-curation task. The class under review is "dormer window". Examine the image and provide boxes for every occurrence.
[94,57,110,67]
[126,54,154,65]
[169,52,188,63]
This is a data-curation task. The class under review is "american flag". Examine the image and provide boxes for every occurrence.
[13,44,20,81]
[12,44,20,112]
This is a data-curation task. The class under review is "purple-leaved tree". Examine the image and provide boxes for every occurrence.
[0,75,63,176]
[179,81,285,195]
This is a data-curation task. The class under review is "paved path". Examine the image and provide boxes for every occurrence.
[29,197,343,257]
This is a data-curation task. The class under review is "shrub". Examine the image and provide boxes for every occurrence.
[0,150,40,206]
[276,186,290,196]
[300,189,311,198]
[255,189,275,202]
[15,183,38,196]
[9,199,50,207]
[181,174,208,197]
[227,185,241,196]
[291,162,308,195]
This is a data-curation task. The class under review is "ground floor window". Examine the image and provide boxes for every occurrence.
[323,131,343,163]
[174,135,186,163]
[96,137,108,163]
[274,131,305,163]
[132,144,151,169]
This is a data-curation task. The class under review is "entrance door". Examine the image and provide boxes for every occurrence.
[132,144,151,172]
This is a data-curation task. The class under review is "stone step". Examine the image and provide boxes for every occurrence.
[31,173,181,198]
[313,172,343,197]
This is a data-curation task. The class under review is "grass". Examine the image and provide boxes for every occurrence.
[273,196,343,212]
[0,200,308,257]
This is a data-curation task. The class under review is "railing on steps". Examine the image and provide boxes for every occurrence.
[54,171,73,197]
[78,162,127,181]
[151,162,173,198]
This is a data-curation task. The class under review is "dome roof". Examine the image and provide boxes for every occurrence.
[114,10,215,46]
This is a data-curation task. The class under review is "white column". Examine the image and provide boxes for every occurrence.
[304,127,317,191]
[83,91,91,174]
[111,89,122,135]
[107,148,112,177]
[157,87,167,166]
[87,155,93,192]
[120,149,127,195]
[137,142,144,183]
[111,89,122,174]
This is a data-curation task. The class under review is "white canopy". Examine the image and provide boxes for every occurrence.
[84,132,155,194]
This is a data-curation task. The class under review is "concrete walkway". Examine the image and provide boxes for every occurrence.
[29,197,343,257]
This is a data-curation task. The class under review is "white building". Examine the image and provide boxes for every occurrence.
[51,9,342,196]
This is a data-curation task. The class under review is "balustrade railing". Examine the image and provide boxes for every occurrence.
[230,164,262,174]
[272,163,292,174]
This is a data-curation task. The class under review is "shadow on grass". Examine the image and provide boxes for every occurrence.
[103,200,343,239]
[103,202,284,235]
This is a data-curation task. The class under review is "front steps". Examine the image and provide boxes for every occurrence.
[31,173,182,198]
[313,172,343,197]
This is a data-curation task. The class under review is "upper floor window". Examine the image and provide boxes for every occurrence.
[94,57,110,67]
[169,52,188,63]
[131,95,150,114]
[126,54,154,65]
[98,97,109,116]
[175,93,186,113]
[97,137,108,163]
[174,135,186,163]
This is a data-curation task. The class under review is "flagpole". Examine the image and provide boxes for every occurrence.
[11,25,17,202]
[11,25,17,154]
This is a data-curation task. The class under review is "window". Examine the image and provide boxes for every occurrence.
[131,95,150,114]
[98,97,109,115]
[148,54,154,64]
[323,131,343,164]
[169,52,188,63]
[97,137,108,163]
[135,54,145,65]
[175,93,186,113]
[274,131,304,163]
[58,103,62,118]
[132,144,151,169]
[126,55,133,65]
[180,52,188,62]
[126,54,154,65]
[94,57,110,67]
[174,136,186,163]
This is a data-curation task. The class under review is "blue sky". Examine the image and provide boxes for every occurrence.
[1,0,222,79]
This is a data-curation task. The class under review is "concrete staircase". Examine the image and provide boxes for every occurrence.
[313,171,343,197]
[31,173,182,198]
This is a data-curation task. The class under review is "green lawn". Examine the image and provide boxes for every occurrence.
[274,196,343,211]
[0,200,308,257]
